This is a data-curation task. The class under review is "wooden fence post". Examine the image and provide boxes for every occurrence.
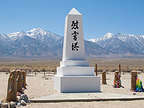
[131,70,137,91]
[17,70,23,93]
[119,64,121,74]
[94,64,98,76]
[22,70,27,89]
[102,71,106,84]
[6,70,18,102]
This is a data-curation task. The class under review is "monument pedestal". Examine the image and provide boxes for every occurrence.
[54,65,100,93]
[54,75,100,93]
[57,66,95,76]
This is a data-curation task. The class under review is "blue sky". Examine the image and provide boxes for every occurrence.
[0,0,144,39]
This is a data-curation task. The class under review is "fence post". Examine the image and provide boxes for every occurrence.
[102,71,106,84]
[131,70,137,91]
[94,64,98,76]
[6,70,18,102]
[119,64,121,74]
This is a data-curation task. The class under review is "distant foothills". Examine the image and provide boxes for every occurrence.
[0,28,144,59]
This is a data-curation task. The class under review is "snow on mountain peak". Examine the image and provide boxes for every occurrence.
[104,32,113,39]
[88,33,144,44]
[0,34,10,40]
[26,28,62,41]
[88,32,114,43]
[88,39,97,42]
[8,32,21,37]
[27,28,47,36]
[6,28,62,41]
[8,32,27,40]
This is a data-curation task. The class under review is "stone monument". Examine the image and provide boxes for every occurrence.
[54,8,100,92]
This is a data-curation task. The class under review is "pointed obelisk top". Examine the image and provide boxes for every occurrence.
[68,8,82,15]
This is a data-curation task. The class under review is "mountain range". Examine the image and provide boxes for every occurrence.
[0,28,144,58]
[88,33,144,56]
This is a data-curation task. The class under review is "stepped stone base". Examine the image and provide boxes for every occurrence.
[54,76,100,93]
[57,66,95,76]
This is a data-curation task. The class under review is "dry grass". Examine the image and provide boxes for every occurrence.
[0,58,144,74]
[89,58,144,72]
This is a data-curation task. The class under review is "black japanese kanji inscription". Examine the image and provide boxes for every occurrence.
[72,31,79,41]
[71,20,79,29]
[72,42,79,51]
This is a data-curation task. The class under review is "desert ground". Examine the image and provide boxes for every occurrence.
[1,58,144,108]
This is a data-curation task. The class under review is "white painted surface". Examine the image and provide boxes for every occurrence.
[54,8,100,93]
[54,76,100,93]
[68,8,82,15]
[31,93,144,101]
[60,60,89,67]
[62,8,85,62]
[57,67,95,76]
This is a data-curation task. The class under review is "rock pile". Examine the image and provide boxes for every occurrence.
[1,70,29,108]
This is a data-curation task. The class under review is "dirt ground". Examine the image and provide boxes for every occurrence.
[1,72,144,108]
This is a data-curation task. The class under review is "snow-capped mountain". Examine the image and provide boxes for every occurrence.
[8,32,27,40]
[0,28,144,58]
[0,28,106,57]
[88,33,113,42]
[88,33,144,55]
[26,28,61,41]
[8,28,61,41]
[0,34,10,41]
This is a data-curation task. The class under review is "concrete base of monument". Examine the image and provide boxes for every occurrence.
[54,75,100,93]
[60,60,89,67]
[57,66,95,76]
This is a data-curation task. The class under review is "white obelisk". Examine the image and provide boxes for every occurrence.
[54,8,100,92]
[63,8,85,61]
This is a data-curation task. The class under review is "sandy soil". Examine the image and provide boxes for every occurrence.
[24,100,144,108]
[1,72,144,108]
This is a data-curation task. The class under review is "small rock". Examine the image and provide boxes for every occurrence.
[20,100,27,106]
[20,94,30,103]
[1,103,8,108]
[133,92,136,95]
[0,101,1,108]
[17,96,20,100]
[10,101,16,108]
[16,102,21,107]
